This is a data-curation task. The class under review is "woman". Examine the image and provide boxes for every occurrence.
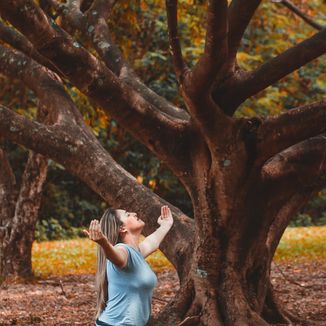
[83,205,174,326]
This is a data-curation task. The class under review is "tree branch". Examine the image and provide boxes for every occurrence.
[0,0,194,175]
[228,0,262,61]
[83,0,190,121]
[0,2,196,274]
[266,191,313,258]
[48,0,178,126]
[0,104,194,279]
[242,140,325,267]
[165,0,189,83]
[85,2,125,76]
[242,129,326,258]
[86,0,116,20]
[189,0,228,94]
[273,0,324,31]
[0,44,88,130]
[0,105,72,158]
[178,1,234,150]
[64,0,85,29]
[261,133,326,189]
[43,0,190,122]
[80,0,95,12]
[222,28,326,110]
[257,100,326,163]
[0,21,63,76]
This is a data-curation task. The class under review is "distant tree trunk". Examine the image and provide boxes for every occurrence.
[0,148,16,279]
[0,148,48,280]
[0,105,50,281]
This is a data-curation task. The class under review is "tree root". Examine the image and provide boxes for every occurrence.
[177,315,201,326]
[262,282,310,325]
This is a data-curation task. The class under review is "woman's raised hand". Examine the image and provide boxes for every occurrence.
[157,205,174,229]
[83,219,106,243]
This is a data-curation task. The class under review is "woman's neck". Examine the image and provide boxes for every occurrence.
[122,233,141,250]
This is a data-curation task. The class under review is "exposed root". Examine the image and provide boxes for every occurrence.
[262,282,308,325]
[177,315,201,326]
[147,278,195,326]
[218,265,272,326]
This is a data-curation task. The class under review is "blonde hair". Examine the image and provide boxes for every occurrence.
[94,208,124,319]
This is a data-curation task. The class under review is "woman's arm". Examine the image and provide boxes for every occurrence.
[139,206,174,258]
[83,220,128,268]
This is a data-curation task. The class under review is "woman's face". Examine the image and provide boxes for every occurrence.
[116,209,145,234]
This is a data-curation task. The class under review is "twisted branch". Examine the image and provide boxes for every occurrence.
[257,100,326,163]
[166,0,189,83]
[273,0,324,31]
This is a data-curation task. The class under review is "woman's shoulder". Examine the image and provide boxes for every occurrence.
[114,242,130,255]
[115,243,139,251]
[115,243,142,258]
[114,242,129,250]
[111,243,135,270]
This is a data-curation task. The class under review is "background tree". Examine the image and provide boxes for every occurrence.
[0,77,53,278]
[0,67,56,279]
[0,1,325,325]
[0,140,48,279]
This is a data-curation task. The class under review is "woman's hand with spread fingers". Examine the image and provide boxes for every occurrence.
[157,205,174,229]
[83,219,107,243]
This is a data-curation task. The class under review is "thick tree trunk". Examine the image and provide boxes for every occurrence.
[0,150,48,280]
[148,215,294,325]
[1,220,36,278]
[148,164,318,326]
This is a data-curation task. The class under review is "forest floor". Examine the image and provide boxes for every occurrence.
[0,260,325,326]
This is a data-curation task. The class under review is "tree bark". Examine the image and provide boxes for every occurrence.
[150,148,324,325]
[0,150,48,279]
[148,105,325,324]
[0,103,50,280]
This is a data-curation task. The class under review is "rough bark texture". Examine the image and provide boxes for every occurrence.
[0,0,325,324]
[0,104,51,279]
[0,150,48,279]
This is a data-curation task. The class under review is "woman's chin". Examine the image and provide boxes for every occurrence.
[136,221,145,229]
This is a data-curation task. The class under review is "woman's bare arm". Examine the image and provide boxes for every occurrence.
[139,206,174,258]
[83,220,128,268]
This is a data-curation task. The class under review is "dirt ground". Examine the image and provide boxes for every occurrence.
[0,261,325,326]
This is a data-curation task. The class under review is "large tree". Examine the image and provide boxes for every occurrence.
[0,0,325,325]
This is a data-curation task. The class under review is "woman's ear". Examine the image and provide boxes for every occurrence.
[119,225,127,235]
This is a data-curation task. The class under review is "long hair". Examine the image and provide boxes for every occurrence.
[94,208,124,319]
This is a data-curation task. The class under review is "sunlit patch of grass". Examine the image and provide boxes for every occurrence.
[32,227,325,277]
[145,249,174,273]
[32,238,97,277]
[274,226,326,262]
[32,237,173,278]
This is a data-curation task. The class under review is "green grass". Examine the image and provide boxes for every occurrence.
[32,238,98,277]
[32,236,173,278]
[32,226,325,278]
[273,226,326,262]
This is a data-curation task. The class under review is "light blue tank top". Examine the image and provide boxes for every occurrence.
[98,243,158,326]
